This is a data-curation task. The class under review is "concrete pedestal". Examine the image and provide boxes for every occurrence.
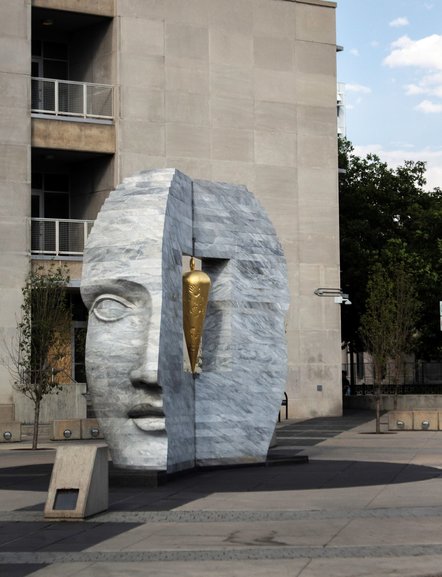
[44,445,108,519]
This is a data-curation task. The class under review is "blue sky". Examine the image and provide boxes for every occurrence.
[336,0,442,190]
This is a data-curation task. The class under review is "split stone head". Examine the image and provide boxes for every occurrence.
[81,169,194,472]
[81,169,289,473]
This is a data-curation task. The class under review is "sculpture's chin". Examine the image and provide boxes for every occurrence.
[132,416,166,432]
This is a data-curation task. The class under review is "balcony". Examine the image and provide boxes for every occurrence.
[31,78,113,122]
[31,218,94,257]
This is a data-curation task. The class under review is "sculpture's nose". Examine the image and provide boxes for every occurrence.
[130,345,160,390]
[129,366,159,389]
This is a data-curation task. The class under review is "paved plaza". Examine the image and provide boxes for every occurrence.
[1,410,442,577]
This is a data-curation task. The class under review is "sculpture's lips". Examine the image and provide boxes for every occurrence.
[127,404,164,419]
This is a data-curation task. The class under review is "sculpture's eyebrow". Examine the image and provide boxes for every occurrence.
[81,279,149,310]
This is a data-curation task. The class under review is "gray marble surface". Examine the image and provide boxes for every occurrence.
[81,169,289,472]
[81,169,194,472]
[193,180,289,465]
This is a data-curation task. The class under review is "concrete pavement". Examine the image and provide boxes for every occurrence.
[1,410,442,577]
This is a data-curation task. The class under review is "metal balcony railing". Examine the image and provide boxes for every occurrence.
[31,77,113,120]
[31,218,94,257]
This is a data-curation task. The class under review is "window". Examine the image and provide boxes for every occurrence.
[31,173,70,219]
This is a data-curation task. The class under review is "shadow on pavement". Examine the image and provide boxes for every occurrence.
[3,410,440,512]
[4,457,440,514]
[0,564,47,577]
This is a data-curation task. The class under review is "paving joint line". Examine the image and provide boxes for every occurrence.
[2,506,442,523]
[2,544,442,564]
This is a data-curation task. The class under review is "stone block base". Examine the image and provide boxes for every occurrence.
[0,421,21,442]
[413,410,439,431]
[81,418,103,439]
[53,418,104,440]
[388,410,440,431]
[52,419,81,440]
[388,411,413,430]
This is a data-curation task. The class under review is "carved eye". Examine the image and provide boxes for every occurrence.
[91,294,135,322]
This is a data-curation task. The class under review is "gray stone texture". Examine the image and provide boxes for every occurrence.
[193,179,289,465]
[81,169,289,471]
[82,169,195,472]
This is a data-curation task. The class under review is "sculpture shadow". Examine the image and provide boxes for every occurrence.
[104,456,441,512]
[3,457,440,508]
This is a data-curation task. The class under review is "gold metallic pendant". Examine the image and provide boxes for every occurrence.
[182,257,211,373]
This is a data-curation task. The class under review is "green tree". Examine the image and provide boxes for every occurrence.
[360,263,396,433]
[402,189,442,359]
[339,137,442,361]
[361,252,420,430]
[8,264,71,449]
[382,241,420,407]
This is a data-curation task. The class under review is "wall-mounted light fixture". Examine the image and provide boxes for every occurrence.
[314,288,351,305]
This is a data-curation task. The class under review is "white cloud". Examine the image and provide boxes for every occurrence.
[390,141,415,149]
[384,34,442,70]
[371,40,380,48]
[415,99,442,113]
[405,83,425,95]
[404,72,442,98]
[389,16,409,28]
[384,35,442,110]
[353,144,442,190]
[345,83,372,94]
[421,72,442,86]
[349,48,359,56]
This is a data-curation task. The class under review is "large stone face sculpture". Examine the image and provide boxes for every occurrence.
[81,169,289,472]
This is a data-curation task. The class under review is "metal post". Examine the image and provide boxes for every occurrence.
[55,220,60,256]
[83,83,87,118]
[54,80,59,116]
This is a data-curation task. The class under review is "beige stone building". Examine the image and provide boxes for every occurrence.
[0,0,341,428]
